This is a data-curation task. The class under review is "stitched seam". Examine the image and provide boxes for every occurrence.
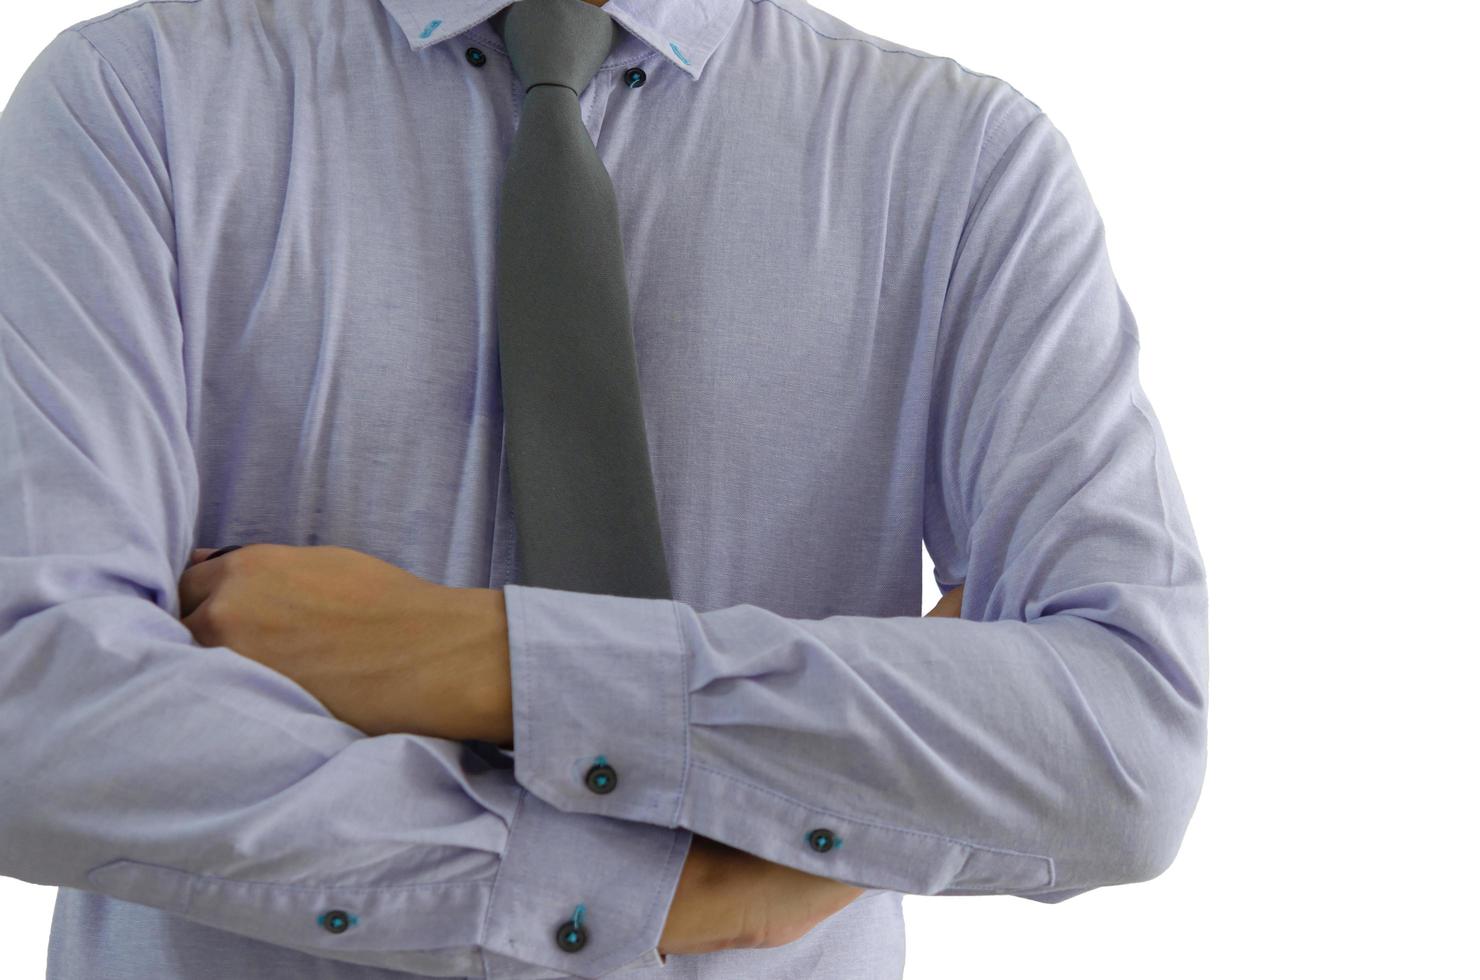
[688,759,1052,863]
[667,601,694,827]
[472,8,712,77]
[945,109,1047,310]
[751,0,998,82]
[1129,385,1177,587]
[422,11,513,51]
[68,24,159,110]
[470,23,668,75]
[63,25,190,487]
[68,0,203,33]
[635,820,689,964]
[508,585,532,777]
[925,105,1044,440]
[927,109,1046,539]
[479,786,522,974]
[932,108,1043,402]
[92,859,499,894]
[445,18,667,74]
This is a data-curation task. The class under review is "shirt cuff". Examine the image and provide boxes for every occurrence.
[483,787,692,979]
[503,584,690,829]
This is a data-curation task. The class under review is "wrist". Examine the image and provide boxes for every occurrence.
[438,586,514,746]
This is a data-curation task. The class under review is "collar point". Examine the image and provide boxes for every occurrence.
[666,49,711,82]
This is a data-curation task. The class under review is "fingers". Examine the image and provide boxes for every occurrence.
[189,545,240,566]
[178,550,232,619]
[925,583,965,617]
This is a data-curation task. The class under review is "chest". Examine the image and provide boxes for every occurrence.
[169,50,960,607]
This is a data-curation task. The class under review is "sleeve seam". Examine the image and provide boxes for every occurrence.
[924,105,1048,557]
[939,107,1048,332]
[1129,385,1178,588]
[61,25,187,481]
[687,758,1052,866]
[63,24,175,238]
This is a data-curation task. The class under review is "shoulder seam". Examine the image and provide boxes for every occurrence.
[66,24,161,109]
[60,26,173,203]
[68,0,204,34]
[752,0,1001,83]
[64,26,132,90]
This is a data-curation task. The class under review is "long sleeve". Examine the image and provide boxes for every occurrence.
[0,28,692,980]
[499,104,1209,901]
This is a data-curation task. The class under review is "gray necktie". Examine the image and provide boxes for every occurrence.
[493,0,671,601]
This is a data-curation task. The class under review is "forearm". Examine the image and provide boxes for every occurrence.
[498,577,1207,900]
[0,574,688,977]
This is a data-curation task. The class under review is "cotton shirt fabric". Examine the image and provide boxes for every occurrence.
[0,0,1209,978]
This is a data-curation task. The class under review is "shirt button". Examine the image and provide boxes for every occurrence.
[806,828,840,853]
[585,760,618,794]
[555,918,588,952]
[623,67,646,88]
[319,909,355,934]
[466,46,487,68]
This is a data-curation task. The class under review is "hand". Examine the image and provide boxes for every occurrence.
[178,544,512,742]
[659,587,966,957]
[926,583,965,618]
[658,835,867,957]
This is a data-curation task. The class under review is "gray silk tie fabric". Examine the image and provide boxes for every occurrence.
[494,0,672,600]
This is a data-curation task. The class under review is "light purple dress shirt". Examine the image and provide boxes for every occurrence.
[0,0,1209,977]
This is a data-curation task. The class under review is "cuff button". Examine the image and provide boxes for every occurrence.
[584,760,618,794]
[806,827,841,853]
[555,919,588,952]
[319,909,356,934]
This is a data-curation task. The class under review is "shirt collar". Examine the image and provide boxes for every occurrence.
[377,0,747,81]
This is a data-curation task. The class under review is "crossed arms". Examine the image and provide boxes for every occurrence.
[0,26,1207,980]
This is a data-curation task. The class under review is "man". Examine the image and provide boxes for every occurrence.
[0,0,1209,977]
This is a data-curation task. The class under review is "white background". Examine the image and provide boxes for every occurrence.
[2,1,1476,977]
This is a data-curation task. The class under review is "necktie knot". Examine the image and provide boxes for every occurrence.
[494,0,617,97]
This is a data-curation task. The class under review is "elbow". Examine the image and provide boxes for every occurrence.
[0,756,49,886]
[1122,795,1194,885]
[1114,616,1210,886]
[1013,718,1206,901]
[1021,609,1209,897]
[1119,720,1207,885]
